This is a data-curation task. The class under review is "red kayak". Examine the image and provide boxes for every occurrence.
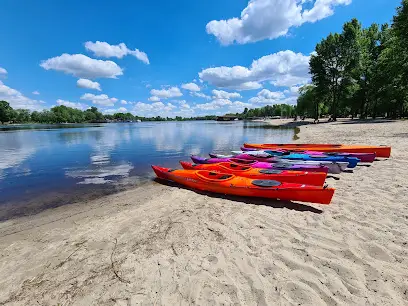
[180,161,327,186]
[153,165,335,205]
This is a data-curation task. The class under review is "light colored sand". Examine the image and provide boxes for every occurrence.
[0,119,407,305]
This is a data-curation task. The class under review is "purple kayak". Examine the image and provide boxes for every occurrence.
[190,156,329,173]
[240,147,375,162]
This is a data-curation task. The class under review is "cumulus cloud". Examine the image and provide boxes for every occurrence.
[271,74,310,87]
[195,99,233,111]
[77,78,102,91]
[0,67,8,76]
[32,91,40,95]
[248,89,285,104]
[132,101,179,117]
[85,41,150,64]
[0,80,45,110]
[199,50,310,90]
[40,54,123,79]
[191,92,211,100]
[56,99,88,110]
[302,0,352,23]
[148,96,161,102]
[120,100,128,105]
[206,0,352,45]
[150,87,183,99]
[212,89,242,100]
[102,107,128,114]
[80,93,118,106]
[181,82,201,92]
[195,99,252,114]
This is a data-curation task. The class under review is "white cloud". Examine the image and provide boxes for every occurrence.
[132,101,178,117]
[302,0,352,23]
[40,54,123,79]
[195,99,233,111]
[228,81,263,91]
[85,41,150,64]
[194,99,252,114]
[0,67,8,75]
[228,101,253,112]
[181,82,201,92]
[77,78,102,91]
[191,92,211,100]
[32,91,40,95]
[150,86,183,99]
[148,96,161,102]
[0,80,45,110]
[120,100,128,105]
[206,0,352,45]
[199,50,310,90]
[284,86,301,95]
[102,107,128,115]
[271,74,310,87]
[56,99,88,110]
[80,93,118,106]
[212,89,242,100]
[248,89,285,104]
[180,102,191,109]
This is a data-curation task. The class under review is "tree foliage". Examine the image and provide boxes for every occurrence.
[300,0,408,119]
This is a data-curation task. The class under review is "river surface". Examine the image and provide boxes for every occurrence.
[0,121,295,219]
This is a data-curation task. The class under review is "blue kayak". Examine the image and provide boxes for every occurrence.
[261,151,360,168]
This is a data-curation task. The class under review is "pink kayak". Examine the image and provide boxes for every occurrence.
[240,147,375,162]
[190,156,329,173]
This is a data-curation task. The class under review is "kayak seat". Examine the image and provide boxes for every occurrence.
[252,180,281,187]
[168,169,176,172]
[219,175,232,180]
[259,169,283,174]
[230,163,238,168]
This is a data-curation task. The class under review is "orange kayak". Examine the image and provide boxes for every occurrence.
[180,161,327,186]
[243,143,391,158]
[152,165,334,205]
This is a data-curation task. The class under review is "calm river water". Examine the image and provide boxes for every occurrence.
[0,121,295,218]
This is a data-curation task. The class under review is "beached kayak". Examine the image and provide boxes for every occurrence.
[152,166,334,205]
[243,143,391,158]
[226,152,359,168]
[208,154,349,173]
[237,148,376,163]
[190,156,329,173]
[180,161,327,186]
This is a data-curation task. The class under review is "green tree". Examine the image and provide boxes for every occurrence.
[0,101,14,124]
[14,109,31,123]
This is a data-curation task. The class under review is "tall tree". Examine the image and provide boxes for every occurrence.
[0,101,14,124]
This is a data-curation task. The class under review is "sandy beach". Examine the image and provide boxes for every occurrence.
[0,119,407,305]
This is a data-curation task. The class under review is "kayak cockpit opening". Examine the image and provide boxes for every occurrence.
[259,169,283,174]
[251,180,281,187]
[196,171,234,181]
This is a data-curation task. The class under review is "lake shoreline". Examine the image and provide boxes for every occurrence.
[1,119,407,305]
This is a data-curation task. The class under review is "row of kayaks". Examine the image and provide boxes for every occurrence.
[152,143,391,205]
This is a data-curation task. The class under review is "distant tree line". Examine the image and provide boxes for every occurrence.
[232,104,297,119]
[297,0,408,120]
[0,101,218,124]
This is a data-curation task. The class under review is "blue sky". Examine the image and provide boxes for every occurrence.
[0,0,401,117]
